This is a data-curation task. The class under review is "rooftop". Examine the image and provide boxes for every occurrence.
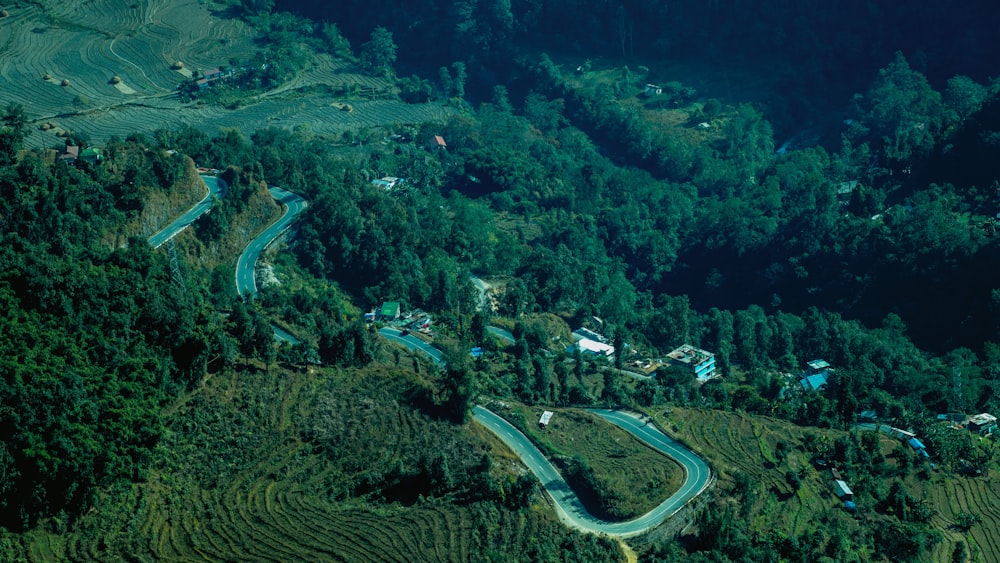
[380,301,401,316]
[969,413,997,426]
[807,359,831,371]
[576,338,614,356]
[572,327,607,343]
[667,344,713,366]
[800,372,829,391]
[834,479,853,498]
[371,176,403,190]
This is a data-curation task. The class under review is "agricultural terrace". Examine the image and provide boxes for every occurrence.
[0,1,454,149]
[658,407,1000,560]
[18,366,622,561]
[924,468,1000,561]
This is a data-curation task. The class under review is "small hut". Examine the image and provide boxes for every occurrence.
[538,411,554,429]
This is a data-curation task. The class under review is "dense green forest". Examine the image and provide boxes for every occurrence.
[4,1,1000,560]
[0,109,211,529]
[225,0,1000,351]
[274,0,998,130]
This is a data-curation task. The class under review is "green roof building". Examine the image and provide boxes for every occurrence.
[380,301,401,320]
[79,147,103,164]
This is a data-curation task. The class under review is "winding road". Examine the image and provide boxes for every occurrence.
[156,173,712,539]
[377,327,446,365]
[235,186,309,299]
[472,406,711,538]
[148,175,225,249]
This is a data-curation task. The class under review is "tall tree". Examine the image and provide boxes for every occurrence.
[360,26,397,77]
[0,103,27,166]
[856,52,943,173]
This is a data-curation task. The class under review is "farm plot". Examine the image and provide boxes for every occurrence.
[23,98,455,150]
[6,1,454,153]
[0,0,257,120]
[925,476,1000,562]
[270,54,395,95]
[37,368,490,562]
[0,24,93,112]
[40,0,147,35]
[658,407,858,534]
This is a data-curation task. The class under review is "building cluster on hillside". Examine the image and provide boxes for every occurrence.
[366,301,433,334]
[195,67,234,89]
[57,144,102,166]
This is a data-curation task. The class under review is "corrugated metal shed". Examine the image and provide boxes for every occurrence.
[834,479,853,499]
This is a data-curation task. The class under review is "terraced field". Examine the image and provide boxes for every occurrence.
[19,369,464,561]
[16,365,622,562]
[659,407,1000,561]
[658,408,868,534]
[0,1,453,150]
[925,475,1000,561]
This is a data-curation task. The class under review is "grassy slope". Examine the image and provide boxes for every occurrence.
[507,404,684,520]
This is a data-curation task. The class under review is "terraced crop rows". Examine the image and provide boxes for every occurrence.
[5,1,454,151]
[275,55,393,93]
[660,407,863,535]
[2,1,255,122]
[668,408,799,486]
[136,387,476,561]
[18,364,502,562]
[926,476,1000,561]
[23,97,454,150]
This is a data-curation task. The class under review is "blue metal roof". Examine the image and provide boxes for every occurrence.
[800,372,829,391]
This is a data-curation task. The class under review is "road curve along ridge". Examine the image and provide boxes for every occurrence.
[148,175,226,249]
[472,405,712,538]
[235,185,309,299]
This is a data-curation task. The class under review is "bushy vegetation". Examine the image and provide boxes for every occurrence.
[0,106,216,531]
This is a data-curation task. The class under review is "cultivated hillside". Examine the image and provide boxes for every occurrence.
[0,0,452,149]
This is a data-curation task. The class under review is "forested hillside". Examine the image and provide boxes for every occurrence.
[0,108,213,530]
[4,1,1000,561]
[277,0,999,130]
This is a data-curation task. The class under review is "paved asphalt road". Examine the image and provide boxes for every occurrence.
[235,185,308,299]
[148,176,225,248]
[378,327,445,365]
[472,406,712,538]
